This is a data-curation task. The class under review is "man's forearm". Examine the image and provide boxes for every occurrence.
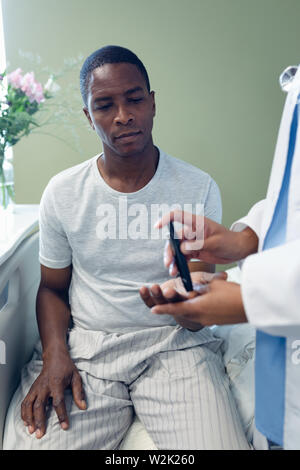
[36,286,71,360]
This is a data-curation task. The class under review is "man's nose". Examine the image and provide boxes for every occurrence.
[114,105,134,125]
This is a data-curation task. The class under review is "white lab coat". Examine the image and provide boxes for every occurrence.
[231,67,300,450]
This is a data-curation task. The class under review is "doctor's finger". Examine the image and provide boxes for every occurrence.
[163,241,179,276]
[180,238,205,254]
[155,210,201,230]
[151,298,196,317]
[173,225,204,243]
[191,271,228,285]
[163,241,174,268]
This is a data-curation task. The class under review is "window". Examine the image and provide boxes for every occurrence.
[0,0,13,160]
[0,0,6,73]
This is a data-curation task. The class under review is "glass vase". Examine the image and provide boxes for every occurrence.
[0,153,15,211]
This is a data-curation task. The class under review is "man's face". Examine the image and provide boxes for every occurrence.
[83,62,156,157]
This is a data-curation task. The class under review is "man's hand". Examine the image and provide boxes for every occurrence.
[140,271,227,330]
[21,347,86,439]
[148,279,247,326]
[155,210,258,275]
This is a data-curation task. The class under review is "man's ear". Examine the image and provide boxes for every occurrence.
[150,91,156,117]
[83,107,95,130]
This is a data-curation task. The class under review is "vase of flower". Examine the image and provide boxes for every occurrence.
[0,150,15,211]
[0,68,61,211]
[0,57,82,211]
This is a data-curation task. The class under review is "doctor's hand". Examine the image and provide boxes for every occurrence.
[155,210,258,275]
[21,348,86,439]
[148,279,247,327]
[140,271,227,330]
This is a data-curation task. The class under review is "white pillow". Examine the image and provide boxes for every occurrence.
[119,415,157,450]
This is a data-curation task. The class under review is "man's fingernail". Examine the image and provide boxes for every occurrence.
[61,421,69,430]
[35,429,43,439]
[81,400,87,409]
[28,425,34,434]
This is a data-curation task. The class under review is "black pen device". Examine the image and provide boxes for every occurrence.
[169,221,193,292]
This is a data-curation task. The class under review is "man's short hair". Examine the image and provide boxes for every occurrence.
[80,45,151,107]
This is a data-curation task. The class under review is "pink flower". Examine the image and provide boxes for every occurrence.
[7,68,45,103]
[33,81,45,103]
[21,72,45,103]
[21,72,35,99]
[7,68,23,88]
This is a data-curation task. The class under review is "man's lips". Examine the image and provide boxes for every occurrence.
[115,131,141,140]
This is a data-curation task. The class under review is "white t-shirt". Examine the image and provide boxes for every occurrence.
[39,147,222,332]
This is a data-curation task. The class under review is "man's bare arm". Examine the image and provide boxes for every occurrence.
[36,264,72,359]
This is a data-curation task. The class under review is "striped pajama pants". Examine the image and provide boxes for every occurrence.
[3,325,249,450]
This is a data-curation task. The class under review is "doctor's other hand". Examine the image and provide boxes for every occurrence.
[139,271,227,330]
[155,210,258,275]
[148,278,247,327]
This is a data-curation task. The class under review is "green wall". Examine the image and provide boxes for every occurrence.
[2,0,300,228]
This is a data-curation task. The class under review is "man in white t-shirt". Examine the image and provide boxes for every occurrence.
[3,45,249,450]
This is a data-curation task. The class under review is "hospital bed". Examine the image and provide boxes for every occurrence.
[0,220,256,450]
